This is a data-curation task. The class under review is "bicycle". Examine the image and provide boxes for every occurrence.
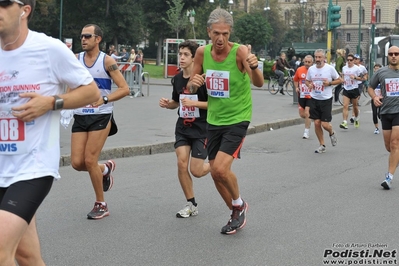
[268,69,295,96]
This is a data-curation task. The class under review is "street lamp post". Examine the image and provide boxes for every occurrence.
[187,9,196,39]
[357,0,362,55]
[264,0,270,57]
[59,0,63,40]
[300,0,307,43]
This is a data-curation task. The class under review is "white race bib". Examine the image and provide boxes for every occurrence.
[179,94,200,118]
[0,114,28,155]
[205,70,230,98]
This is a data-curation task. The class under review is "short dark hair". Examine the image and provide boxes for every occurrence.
[178,40,199,58]
[346,53,355,60]
[22,0,36,22]
[83,24,104,39]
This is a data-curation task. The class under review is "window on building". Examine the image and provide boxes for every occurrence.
[361,32,363,42]
[346,8,352,24]
[361,7,365,24]
[321,9,326,24]
[285,10,290,25]
[376,7,381,23]
[309,9,315,24]
[396,9,399,24]
[347,33,351,42]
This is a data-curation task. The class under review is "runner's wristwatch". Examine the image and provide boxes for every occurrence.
[103,96,109,104]
[53,95,64,110]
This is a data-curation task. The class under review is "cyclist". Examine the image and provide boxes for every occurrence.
[339,53,362,130]
[274,52,291,95]
[294,55,313,139]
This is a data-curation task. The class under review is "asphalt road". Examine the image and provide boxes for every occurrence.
[38,108,399,266]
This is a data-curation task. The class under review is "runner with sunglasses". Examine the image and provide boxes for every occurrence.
[0,0,100,264]
[68,24,129,220]
[368,46,399,190]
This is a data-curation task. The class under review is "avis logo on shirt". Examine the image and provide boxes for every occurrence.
[0,143,17,152]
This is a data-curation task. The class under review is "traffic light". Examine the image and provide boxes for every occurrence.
[328,5,341,30]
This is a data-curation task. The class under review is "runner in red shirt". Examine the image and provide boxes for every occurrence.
[294,55,314,139]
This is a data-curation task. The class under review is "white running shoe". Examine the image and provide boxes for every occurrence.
[374,128,380,134]
[303,132,309,139]
[176,202,198,218]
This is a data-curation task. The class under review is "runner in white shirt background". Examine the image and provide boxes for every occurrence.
[350,54,368,124]
[306,49,342,153]
[339,53,362,130]
[0,0,100,265]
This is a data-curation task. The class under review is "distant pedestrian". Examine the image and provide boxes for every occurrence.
[159,40,210,218]
[306,49,341,153]
[367,46,399,190]
[334,49,346,105]
[369,63,382,134]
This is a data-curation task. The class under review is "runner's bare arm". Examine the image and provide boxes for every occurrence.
[102,55,130,104]
[159,98,179,109]
[239,45,264,87]
[187,46,205,93]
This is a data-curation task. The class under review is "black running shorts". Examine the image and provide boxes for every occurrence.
[0,176,54,224]
[343,89,360,99]
[174,135,207,160]
[380,113,399,130]
[72,114,118,136]
[206,121,249,161]
[309,97,333,122]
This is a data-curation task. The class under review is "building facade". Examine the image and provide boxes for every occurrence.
[278,0,397,60]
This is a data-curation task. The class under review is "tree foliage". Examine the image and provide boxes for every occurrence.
[163,0,189,39]
[234,12,272,51]
[28,0,288,63]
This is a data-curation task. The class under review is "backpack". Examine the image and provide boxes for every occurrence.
[272,62,277,72]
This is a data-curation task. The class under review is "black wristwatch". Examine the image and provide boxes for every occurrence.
[103,96,109,104]
[53,95,64,110]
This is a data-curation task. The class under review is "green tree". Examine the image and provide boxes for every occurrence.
[163,0,189,39]
[234,12,272,52]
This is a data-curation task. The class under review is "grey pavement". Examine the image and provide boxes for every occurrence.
[39,108,398,266]
[59,79,369,166]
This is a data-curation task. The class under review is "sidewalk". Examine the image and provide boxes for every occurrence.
[59,78,367,166]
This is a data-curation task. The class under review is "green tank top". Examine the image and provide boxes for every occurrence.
[203,43,252,126]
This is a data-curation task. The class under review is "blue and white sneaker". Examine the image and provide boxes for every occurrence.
[381,175,392,190]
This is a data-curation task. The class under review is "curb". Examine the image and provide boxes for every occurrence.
[59,106,344,167]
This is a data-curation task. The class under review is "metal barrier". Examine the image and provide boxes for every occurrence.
[142,72,150,96]
[115,62,145,98]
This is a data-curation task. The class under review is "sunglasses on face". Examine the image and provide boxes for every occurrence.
[80,34,98,40]
[347,59,354,61]
[0,0,24,7]
[388,52,399,57]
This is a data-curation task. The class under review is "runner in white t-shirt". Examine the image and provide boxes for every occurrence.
[350,54,368,123]
[0,1,100,265]
[306,49,342,153]
[339,53,362,130]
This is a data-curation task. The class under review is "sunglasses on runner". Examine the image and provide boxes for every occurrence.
[0,0,24,7]
[388,52,399,57]
[80,34,98,40]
